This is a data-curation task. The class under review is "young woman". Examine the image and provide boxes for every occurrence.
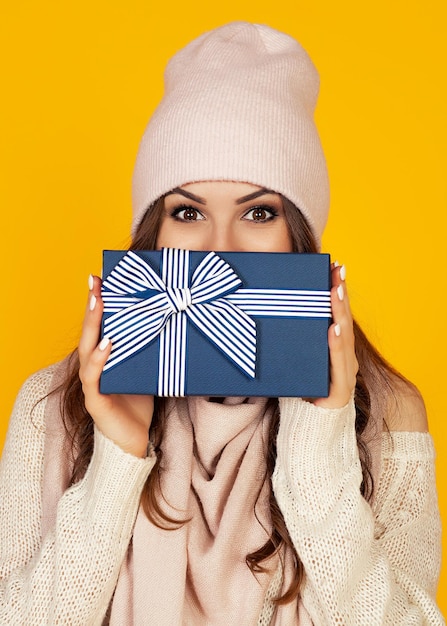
[0,22,443,625]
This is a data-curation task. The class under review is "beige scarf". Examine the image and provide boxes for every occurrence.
[42,360,382,625]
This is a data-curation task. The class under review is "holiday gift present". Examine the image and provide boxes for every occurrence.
[100,248,331,397]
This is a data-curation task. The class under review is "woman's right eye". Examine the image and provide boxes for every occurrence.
[170,205,205,221]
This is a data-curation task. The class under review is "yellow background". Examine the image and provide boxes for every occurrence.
[1,0,445,613]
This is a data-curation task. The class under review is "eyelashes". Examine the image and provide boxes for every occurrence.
[243,205,279,222]
[169,204,280,223]
[170,205,204,221]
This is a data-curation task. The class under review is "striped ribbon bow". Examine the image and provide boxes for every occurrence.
[101,248,331,396]
[102,248,256,396]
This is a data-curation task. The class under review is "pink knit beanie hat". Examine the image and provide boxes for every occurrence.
[132,21,329,241]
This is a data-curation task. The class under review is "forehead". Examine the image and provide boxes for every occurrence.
[168,181,281,203]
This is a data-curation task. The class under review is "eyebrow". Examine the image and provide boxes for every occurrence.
[166,187,206,204]
[235,188,276,204]
[165,187,276,205]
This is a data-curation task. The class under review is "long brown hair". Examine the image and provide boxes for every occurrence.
[60,193,405,603]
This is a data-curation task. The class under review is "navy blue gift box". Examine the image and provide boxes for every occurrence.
[100,248,331,397]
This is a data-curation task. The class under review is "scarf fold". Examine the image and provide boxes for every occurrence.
[111,395,294,625]
[42,361,382,625]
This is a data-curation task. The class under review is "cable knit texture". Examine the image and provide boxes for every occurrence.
[0,368,444,624]
[273,397,443,624]
[0,366,155,624]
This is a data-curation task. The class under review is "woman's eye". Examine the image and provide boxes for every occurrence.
[171,206,205,221]
[243,206,278,222]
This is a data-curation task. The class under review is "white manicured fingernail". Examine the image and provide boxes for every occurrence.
[334,323,341,337]
[333,260,339,268]
[99,337,110,351]
[340,265,346,281]
[88,274,94,290]
[337,284,344,301]
[89,294,97,311]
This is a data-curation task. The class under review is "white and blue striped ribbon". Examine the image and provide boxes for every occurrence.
[102,249,256,396]
[101,249,331,396]
[225,289,331,317]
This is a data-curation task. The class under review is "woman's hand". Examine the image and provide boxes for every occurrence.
[78,275,154,458]
[313,263,358,410]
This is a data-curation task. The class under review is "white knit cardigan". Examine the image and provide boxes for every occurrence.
[0,365,444,624]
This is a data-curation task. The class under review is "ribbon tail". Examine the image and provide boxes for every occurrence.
[157,312,188,396]
[186,300,256,378]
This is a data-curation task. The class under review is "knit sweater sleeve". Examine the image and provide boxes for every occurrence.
[272,397,444,625]
[0,366,156,625]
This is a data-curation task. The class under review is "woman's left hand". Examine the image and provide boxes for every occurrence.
[313,263,358,409]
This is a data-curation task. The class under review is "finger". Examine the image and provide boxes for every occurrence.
[315,269,357,409]
[330,271,356,368]
[331,261,347,288]
[330,320,356,399]
[315,323,356,409]
[79,337,112,410]
[88,274,102,298]
[331,263,353,325]
[79,275,104,361]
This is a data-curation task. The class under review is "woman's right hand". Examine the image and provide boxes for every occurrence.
[78,275,154,458]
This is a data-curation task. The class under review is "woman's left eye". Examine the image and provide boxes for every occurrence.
[243,206,279,222]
